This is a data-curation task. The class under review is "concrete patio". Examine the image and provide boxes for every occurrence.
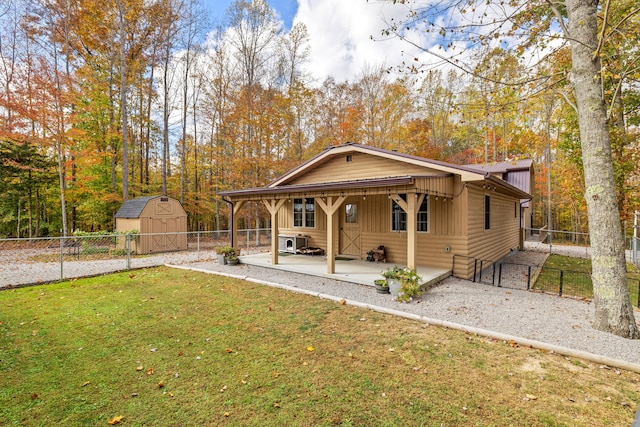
[237,252,451,287]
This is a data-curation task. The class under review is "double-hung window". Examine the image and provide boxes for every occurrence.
[391,194,429,232]
[293,198,315,228]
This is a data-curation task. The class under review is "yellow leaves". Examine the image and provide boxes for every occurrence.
[82,381,91,387]
[307,345,315,352]
[135,366,144,371]
[339,299,346,305]
[108,415,124,425]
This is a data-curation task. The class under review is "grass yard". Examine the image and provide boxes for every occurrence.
[534,255,640,305]
[1,267,639,426]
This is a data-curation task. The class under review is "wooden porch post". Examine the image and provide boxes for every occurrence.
[263,199,286,265]
[316,196,345,274]
[407,194,425,270]
[392,193,424,270]
[232,201,245,252]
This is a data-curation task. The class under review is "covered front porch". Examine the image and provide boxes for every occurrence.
[238,252,451,287]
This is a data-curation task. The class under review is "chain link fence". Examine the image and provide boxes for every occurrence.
[0,229,271,288]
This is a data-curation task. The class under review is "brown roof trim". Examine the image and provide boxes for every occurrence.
[267,143,488,187]
[219,176,418,198]
[485,175,532,199]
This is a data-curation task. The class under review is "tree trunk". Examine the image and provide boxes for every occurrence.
[566,0,639,338]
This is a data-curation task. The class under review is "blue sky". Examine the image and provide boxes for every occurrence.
[199,0,433,83]
[203,0,298,30]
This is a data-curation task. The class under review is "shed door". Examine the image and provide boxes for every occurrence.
[340,202,361,257]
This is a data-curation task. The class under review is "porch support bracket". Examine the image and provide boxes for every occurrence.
[316,196,346,274]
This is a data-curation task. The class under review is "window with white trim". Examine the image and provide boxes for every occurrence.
[293,198,315,227]
[391,194,429,232]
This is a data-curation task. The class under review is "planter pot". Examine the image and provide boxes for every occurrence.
[375,285,390,294]
[217,254,227,265]
[387,278,401,296]
[374,280,390,294]
[226,258,239,266]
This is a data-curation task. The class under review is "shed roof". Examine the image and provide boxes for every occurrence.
[114,196,158,218]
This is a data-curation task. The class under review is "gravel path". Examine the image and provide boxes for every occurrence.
[177,255,640,370]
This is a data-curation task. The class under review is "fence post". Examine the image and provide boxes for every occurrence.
[527,266,531,290]
[197,231,201,261]
[126,234,131,270]
[496,263,500,287]
[637,280,640,309]
[60,235,64,281]
[473,259,477,282]
[559,270,564,296]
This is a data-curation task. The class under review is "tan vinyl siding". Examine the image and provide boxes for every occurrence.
[466,184,520,263]
[291,152,446,185]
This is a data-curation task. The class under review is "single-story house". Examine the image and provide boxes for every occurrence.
[218,143,532,280]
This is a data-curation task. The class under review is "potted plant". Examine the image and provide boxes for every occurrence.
[396,267,422,303]
[215,245,235,265]
[381,266,422,302]
[374,279,389,294]
[226,254,240,266]
[381,265,403,296]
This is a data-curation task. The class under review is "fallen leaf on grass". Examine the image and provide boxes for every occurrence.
[273,402,281,408]
[508,340,519,348]
[146,368,154,375]
[224,412,230,417]
[340,299,346,305]
[108,415,124,425]
[82,381,91,387]
[135,366,143,371]
[157,382,165,388]
[307,346,314,352]
[30,393,38,400]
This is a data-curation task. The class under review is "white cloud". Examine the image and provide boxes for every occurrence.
[293,0,433,84]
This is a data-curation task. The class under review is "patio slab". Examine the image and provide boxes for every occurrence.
[238,252,451,287]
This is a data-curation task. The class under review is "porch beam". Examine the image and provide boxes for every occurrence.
[263,199,287,265]
[316,196,346,274]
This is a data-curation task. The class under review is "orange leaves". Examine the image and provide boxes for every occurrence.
[108,415,124,425]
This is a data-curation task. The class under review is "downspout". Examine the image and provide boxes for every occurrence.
[222,196,234,248]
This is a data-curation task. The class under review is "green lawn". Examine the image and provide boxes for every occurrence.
[1,267,638,426]
[534,255,640,305]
